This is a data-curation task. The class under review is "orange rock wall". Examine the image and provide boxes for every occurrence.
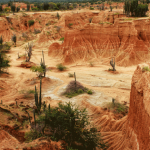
[49,13,150,66]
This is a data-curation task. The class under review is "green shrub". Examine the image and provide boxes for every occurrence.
[87,90,92,94]
[105,100,128,116]
[78,88,83,94]
[68,73,74,77]
[0,53,10,74]
[142,66,150,72]
[59,37,64,41]
[28,20,34,27]
[32,7,39,11]
[68,23,73,28]
[30,66,45,77]
[26,102,108,149]
[24,129,43,143]
[90,7,94,10]
[4,7,11,12]
[56,63,67,71]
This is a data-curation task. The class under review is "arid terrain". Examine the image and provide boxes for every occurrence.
[1,2,150,150]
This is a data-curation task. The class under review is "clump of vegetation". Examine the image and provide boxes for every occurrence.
[28,20,34,27]
[19,89,35,99]
[11,34,17,46]
[24,102,108,149]
[90,7,94,10]
[124,0,148,17]
[30,51,47,77]
[56,12,60,20]
[105,99,128,116]
[68,23,73,28]
[0,53,10,74]
[59,37,64,41]
[68,73,74,77]
[63,81,92,98]
[142,66,150,72]
[56,63,67,71]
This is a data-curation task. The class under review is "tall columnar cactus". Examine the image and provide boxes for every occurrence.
[33,109,36,128]
[40,50,46,77]
[1,100,2,104]
[34,78,42,112]
[74,72,76,91]
[48,104,50,113]
[34,85,38,107]
[110,57,116,71]
[39,78,42,110]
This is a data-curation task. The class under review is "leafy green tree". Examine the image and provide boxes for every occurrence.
[27,4,30,11]
[0,5,3,12]
[25,102,108,150]
[11,5,16,15]
[16,7,20,12]
[43,3,49,10]
[11,34,16,46]
[0,53,10,73]
[124,0,149,17]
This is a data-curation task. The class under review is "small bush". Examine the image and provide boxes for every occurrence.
[78,88,83,94]
[68,23,73,28]
[24,129,43,143]
[56,63,67,71]
[28,20,34,27]
[87,90,92,94]
[105,100,128,116]
[68,73,74,77]
[59,37,64,41]
[32,7,39,11]
[142,66,150,72]
[90,7,94,10]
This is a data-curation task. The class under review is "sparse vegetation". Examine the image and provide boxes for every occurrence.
[68,73,74,77]
[11,34,17,46]
[19,89,35,99]
[24,102,108,149]
[68,23,73,28]
[142,66,150,72]
[90,7,94,10]
[105,99,128,116]
[0,53,10,74]
[59,37,64,41]
[28,20,35,27]
[63,81,92,98]
[34,28,41,34]
[56,63,67,71]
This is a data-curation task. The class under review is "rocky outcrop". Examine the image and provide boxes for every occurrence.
[81,63,150,149]
[48,12,150,66]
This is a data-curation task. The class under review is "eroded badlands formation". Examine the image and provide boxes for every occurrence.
[49,12,150,66]
[82,63,150,150]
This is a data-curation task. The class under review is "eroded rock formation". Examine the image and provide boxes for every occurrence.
[49,12,150,66]
[81,63,150,150]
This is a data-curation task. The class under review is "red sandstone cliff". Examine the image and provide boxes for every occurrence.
[48,12,150,66]
[81,63,150,150]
